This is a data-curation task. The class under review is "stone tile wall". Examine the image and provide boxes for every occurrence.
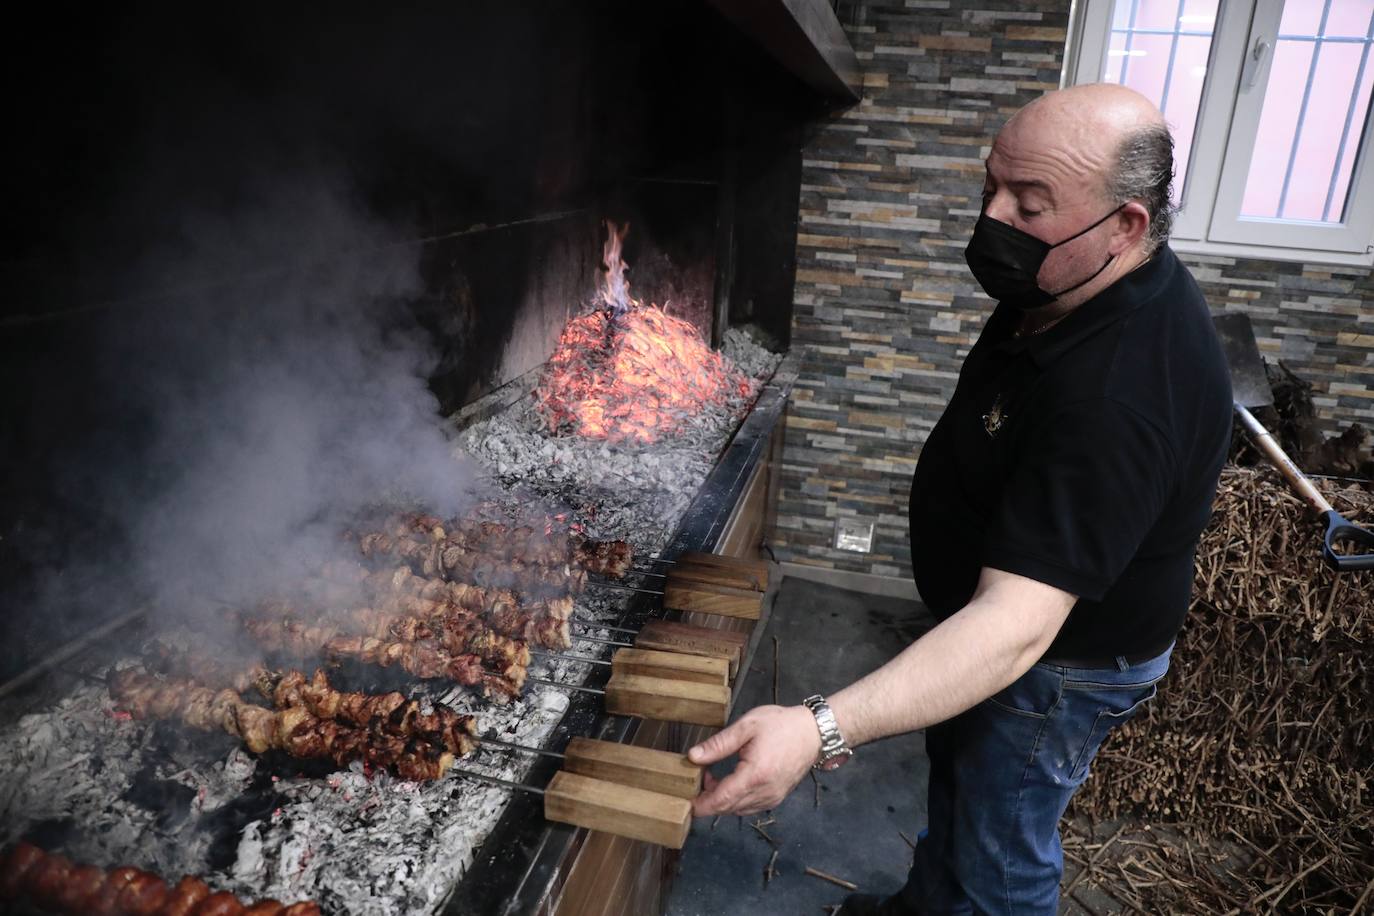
[774,0,1374,581]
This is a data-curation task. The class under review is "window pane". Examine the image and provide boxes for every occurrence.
[1329,42,1374,214]
[1324,0,1374,38]
[1098,0,1220,201]
[1241,0,1374,223]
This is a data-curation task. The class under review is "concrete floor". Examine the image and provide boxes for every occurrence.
[665,576,936,916]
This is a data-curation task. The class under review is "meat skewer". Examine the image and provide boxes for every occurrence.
[109,667,458,780]
[140,647,483,759]
[361,513,634,578]
[0,840,321,915]
[240,617,524,704]
[362,564,575,622]
[254,596,534,671]
[263,668,479,758]
[281,565,575,650]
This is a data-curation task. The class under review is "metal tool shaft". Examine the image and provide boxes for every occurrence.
[571,618,639,635]
[592,582,664,596]
[526,675,604,695]
[570,633,633,648]
[449,767,545,795]
[478,734,566,759]
[530,649,611,667]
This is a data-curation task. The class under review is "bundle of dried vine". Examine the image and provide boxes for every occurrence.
[1068,465,1373,912]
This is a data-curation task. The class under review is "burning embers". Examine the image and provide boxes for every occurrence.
[533,222,754,444]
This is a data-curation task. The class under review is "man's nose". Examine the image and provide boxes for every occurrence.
[982,190,1017,224]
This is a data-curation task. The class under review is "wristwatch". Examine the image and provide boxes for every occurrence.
[802,694,853,771]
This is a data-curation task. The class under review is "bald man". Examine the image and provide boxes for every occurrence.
[687,85,1232,914]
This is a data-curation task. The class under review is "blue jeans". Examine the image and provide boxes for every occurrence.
[898,646,1172,915]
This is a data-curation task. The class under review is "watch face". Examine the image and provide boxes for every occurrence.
[820,753,850,772]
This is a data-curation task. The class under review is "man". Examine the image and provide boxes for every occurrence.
[687,84,1233,914]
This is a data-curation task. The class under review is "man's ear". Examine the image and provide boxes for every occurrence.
[1113,201,1151,253]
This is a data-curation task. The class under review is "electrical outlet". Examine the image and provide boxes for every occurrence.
[833,518,874,553]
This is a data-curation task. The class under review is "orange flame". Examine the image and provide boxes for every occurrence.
[597,221,634,315]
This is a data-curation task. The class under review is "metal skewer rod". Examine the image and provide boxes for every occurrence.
[478,735,566,759]
[526,675,604,695]
[618,569,667,580]
[449,767,545,795]
[529,649,611,667]
[634,556,676,566]
[571,618,639,635]
[570,633,633,648]
[590,582,665,596]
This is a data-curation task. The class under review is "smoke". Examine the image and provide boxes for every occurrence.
[24,173,480,652]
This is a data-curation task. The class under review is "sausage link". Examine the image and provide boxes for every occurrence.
[117,872,170,914]
[88,866,143,916]
[0,842,45,899]
[190,890,247,916]
[27,852,72,910]
[159,875,213,916]
[55,862,106,911]
[280,903,322,916]
[242,900,284,916]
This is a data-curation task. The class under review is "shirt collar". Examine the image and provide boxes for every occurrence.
[989,246,1177,369]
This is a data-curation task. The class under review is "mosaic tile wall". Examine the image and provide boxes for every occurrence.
[774,0,1374,581]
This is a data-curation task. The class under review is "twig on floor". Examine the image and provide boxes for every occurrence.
[711,815,721,831]
[899,830,917,851]
[805,866,858,891]
[821,906,842,916]
[810,769,821,808]
[1062,824,1127,898]
[772,635,780,705]
[751,819,779,847]
[764,849,779,887]
[754,816,776,828]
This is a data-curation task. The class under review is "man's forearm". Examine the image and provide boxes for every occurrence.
[828,571,1074,748]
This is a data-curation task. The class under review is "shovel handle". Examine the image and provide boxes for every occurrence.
[1235,404,1374,572]
[1234,404,1332,513]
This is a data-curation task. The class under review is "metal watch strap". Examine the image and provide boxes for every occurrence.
[802,694,852,769]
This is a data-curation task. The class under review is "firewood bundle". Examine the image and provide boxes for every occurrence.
[1067,466,1373,912]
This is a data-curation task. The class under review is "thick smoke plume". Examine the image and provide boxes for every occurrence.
[18,175,478,659]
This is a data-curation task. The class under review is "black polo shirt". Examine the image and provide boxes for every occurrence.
[909,247,1232,661]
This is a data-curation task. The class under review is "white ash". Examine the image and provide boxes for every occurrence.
[722,327,783,382]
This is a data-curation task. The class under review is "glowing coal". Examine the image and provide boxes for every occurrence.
[533,222,753,444]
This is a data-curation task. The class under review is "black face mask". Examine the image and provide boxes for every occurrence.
[964,206,1123,309]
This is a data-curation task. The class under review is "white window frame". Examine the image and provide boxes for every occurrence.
[1064,0,1374,267]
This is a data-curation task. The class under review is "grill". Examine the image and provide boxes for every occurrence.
[0,351,796,914]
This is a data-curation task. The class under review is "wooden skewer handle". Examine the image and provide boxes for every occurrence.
[669,561,768,592]
[544,771,692,849]
[605,672,730,727]
[612,647,730,685]
[562,737,703,800]
[677,551,770,577]
[663,580,763,620]
[635,621,745,679]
